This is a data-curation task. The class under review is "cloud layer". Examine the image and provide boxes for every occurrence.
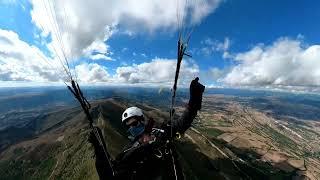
[0,29,199,86]
[4,26,320,92]
[223,38,320,88]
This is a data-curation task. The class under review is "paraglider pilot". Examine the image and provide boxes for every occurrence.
[89,77,205,180]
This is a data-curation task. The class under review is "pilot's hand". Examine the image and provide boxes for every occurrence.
[188,77,205,110]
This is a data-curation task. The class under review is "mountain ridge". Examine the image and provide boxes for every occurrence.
[0,96,319,179]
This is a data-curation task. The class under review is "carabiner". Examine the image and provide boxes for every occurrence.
[154,149,163,158]
[175,132,181,139]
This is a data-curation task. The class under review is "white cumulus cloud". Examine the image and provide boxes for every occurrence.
[0,28,113,84]
[0,29,66,82]
[29,0,222,61]
[75,63,110,83]
[223,38,320,88]
[115,58,199,85]
[200,37,230,57]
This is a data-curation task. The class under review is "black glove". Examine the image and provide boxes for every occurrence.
[188,77,205,110]
[88,127,115,179]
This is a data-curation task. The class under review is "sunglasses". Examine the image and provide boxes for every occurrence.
[126,120,140,128]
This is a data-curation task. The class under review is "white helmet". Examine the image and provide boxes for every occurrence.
[122,107,144,123]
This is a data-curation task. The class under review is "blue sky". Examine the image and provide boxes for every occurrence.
[105,0,320,72]
[1,0,320,92]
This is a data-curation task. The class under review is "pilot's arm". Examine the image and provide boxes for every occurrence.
[172,77,205,134]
